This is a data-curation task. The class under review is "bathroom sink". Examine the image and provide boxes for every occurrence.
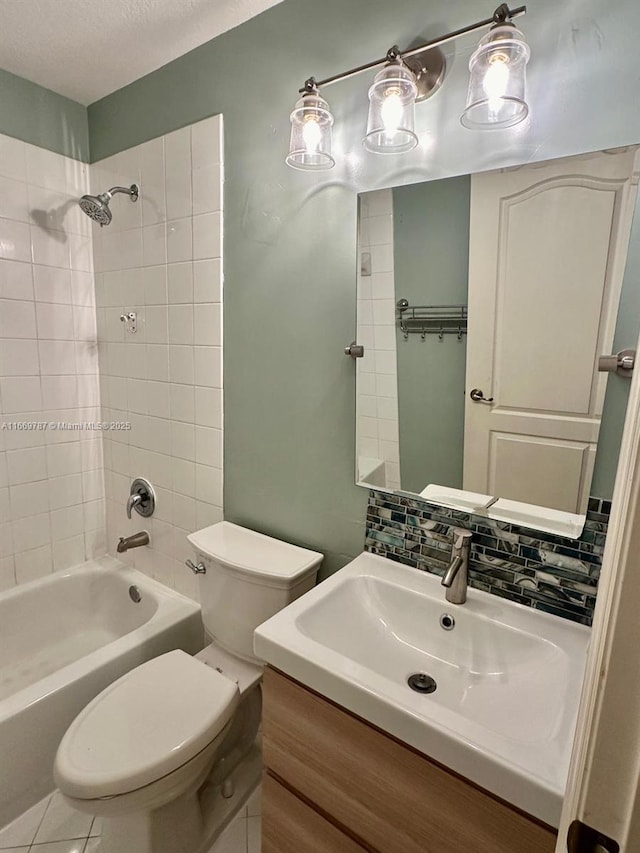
[254,551,590,827]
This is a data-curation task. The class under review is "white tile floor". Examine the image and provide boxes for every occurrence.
[0,787,261,853]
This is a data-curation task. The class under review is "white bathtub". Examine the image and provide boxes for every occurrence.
[0,556,204,828]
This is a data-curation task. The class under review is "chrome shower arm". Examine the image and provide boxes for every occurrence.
[108,185,139,201]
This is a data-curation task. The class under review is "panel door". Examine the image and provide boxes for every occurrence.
[464,147,640,512]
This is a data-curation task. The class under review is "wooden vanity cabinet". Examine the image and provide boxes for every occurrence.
[262,667,557,853]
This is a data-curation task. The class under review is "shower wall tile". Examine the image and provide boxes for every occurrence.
[356,190,400,492]
[93,115,224,602]
[0,132,106,587]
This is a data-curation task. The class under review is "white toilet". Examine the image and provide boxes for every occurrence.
[54,522,323,853]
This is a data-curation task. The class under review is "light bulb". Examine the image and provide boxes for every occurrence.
[381,91,404,134]
[483,54,510,112]
[302,117,322,155]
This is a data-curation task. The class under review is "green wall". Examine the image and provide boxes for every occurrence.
[592,204,640,499]
[0,67,88,161]
[393,177,470,493]
[87,0,640,574]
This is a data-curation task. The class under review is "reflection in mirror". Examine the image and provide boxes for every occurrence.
[356,146,640,538]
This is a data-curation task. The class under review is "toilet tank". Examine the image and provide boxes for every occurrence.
[187,522,323,662]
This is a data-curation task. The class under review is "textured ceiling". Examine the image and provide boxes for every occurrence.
[0,0,283,105]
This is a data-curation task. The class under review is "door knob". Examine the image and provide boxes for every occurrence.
[469,388,494,403]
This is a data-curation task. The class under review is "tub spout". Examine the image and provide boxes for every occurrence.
[117,531,150,553]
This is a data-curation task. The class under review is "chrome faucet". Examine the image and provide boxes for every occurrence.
[117,531,150,553]
[441,528,473,605]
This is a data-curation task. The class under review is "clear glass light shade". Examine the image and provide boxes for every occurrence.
[461,24,531,129]
[363,62,419,154]
[286,90,335,171]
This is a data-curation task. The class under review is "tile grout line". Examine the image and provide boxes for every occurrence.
[27,792,53,852]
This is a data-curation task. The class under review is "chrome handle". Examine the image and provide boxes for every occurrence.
[344,341,364,358]
[186,559,206,575]
[127,478,156,519]
[470,388,494,403]
[126,493,142,519]
[598,348,635,377]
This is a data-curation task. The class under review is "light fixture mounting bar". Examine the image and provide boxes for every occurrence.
[298,4,526,93]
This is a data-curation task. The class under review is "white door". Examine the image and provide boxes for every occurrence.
[464,148,640,513]
[557,326,640,852]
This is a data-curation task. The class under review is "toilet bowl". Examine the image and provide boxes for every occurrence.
[54,522,323,853]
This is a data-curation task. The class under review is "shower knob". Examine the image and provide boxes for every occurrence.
[127,478,156,518]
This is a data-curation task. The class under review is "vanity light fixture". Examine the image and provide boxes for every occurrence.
[461,7,531,129]
[364,50,420,154]
[286,3,527,171]
[285,80,335,171]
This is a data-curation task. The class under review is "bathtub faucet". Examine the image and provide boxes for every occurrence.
[117,531,150,553]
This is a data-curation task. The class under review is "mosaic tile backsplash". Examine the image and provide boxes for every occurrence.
[365,490,610,626]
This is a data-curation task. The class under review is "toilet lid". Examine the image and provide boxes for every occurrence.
[54,650,239,800]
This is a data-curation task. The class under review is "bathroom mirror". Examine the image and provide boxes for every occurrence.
[355,145,640,538]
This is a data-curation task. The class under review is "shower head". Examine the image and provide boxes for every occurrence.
[79,184,139,227]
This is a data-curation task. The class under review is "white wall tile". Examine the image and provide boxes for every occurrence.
[194,346,221,387]
[7,447,47,485]
[195,464,222,506]
[53,534,85,570]
[0,176,29,222]
[167,218,192,263]
[92,119,223,600]
[195,387,222,428]
[165,128,192,220]
[38,340,77,374]
[33,265,72,303]
[191,116,223,169]
[144,265,168,304]
[169,305,193,345]
[0,135,26,182]
[0,218,31,262]
[48,473,83,510]
[0,133,105,577]
[195,426,222,468]
[0,258,33,300]
[193,212,221,260]
[14,545,52,584]
[170,346,194,384]
[168,262,193,304]
[193,258,222,303]
[12,511,50,552]
[1,376,42,412]
[0,299,37,338]
[143,223,167,267]
[0,339,40,376]
[171,421,195,462]
[36,303,75,339]
[192,166,222,215]
[30,226,70,268]
[194,303,221,346]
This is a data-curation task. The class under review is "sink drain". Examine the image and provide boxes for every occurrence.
[407,673,437,694]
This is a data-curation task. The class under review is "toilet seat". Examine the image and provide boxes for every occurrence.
[54,650,239,800]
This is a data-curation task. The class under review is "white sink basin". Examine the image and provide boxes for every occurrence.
[254,551,589,827]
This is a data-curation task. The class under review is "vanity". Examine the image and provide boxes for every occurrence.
[261,669,556,853]
[254,137,640,852]
[254,552,589,853]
